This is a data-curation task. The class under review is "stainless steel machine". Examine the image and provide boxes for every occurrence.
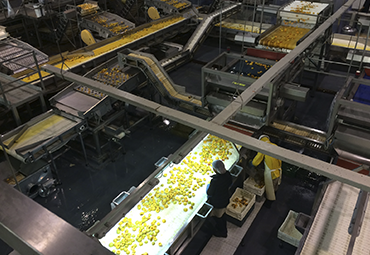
[326,75,370,165]
[202,50,309,129]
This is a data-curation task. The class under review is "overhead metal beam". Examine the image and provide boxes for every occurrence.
[0,180,112,255]
[211,0,355,125]
[42,64,370,192]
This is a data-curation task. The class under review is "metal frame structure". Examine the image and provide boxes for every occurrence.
[326,76,370,165]
[2,0,370,254]
[201,51,308,128]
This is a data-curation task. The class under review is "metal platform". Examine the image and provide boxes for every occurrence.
[0,73,46,126]
[0,37,48,74]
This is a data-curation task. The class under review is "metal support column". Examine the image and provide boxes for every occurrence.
[0,135,21,192]
[78,132,88,166]
[44,146,60,184]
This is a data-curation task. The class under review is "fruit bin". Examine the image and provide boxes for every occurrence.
[243,177,265,197]
[226,188,255,221]
[278,210,303,247]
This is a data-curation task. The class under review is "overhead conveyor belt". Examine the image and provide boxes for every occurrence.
[14,15,190,87]
[299,181,370,254]
[159,3,242,71]
[183,3,241,54]
[122,51,202,106]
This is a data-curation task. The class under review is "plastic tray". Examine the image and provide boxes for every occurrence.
[278,210,303,247]
[243,177,265,197]
[226,188,255,221]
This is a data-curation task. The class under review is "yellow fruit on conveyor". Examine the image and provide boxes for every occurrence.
[23,16,184,83]
[259,25,310,50]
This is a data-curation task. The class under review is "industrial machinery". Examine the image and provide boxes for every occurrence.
[257,1,331,53]
[13,14,194,90]
[4,1,370,255]
[87,133,241,255]
[0,108,86,197]
[0,37,48,75]
[145,0,192,16]
[79,11,135,39]
[326,75,370,165]
[202,49,309,129]
[296,176,370,254]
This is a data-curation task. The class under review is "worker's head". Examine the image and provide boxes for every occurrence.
[212,160,226,174]
[259,134,270,142]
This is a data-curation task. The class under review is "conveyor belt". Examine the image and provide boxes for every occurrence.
[258,25,311,51]
[272,121,326,143]
[215,21,266,34]
[19,15,187,84]
[147,0,191,13]
[99,135,239,255]
[184,3,241,53]
[0,73,42,108]
[126,52,202,106]
[300,181,370,254]
[332,33,370,51]
[76,66,130,99]
[1,110,84,163]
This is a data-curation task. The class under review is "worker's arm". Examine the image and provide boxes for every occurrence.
[251,152,264,167]
[207,180,215,198]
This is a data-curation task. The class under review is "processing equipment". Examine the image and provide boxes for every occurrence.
[257,1,331,53]
[201,49,309,129]
[326,75,370,165]
[86,133,241,255]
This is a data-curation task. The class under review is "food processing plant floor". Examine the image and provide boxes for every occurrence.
[0,35,354,255]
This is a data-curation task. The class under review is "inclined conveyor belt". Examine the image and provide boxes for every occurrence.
[183,3,241,53]
[126,52,202,106]
[300,181,370,255]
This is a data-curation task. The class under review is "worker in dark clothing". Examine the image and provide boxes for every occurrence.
[206,160,232,237]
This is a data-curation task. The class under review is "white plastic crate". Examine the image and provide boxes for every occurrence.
[278,210,303,247]
[226,188,255,221]
[243,177,265,197]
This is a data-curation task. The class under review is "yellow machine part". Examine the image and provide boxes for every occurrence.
[81,29,96,46]
[148,7,160,20]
